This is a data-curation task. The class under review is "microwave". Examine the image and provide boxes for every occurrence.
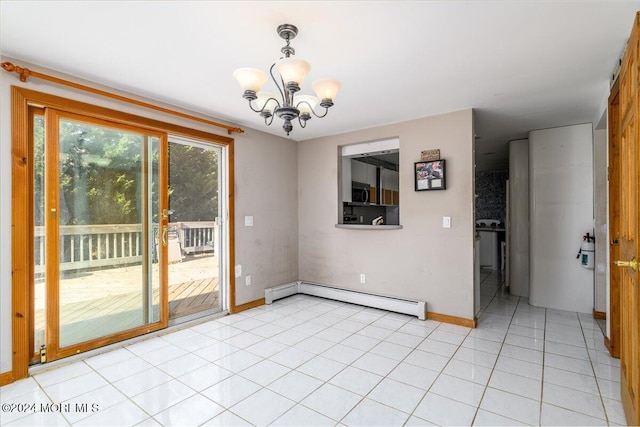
[352,181,370,204]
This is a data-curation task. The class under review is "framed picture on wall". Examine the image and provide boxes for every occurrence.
[415,159,446,191]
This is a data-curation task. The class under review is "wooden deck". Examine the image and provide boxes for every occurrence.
[34,255,220,347]
[168,277,219,318]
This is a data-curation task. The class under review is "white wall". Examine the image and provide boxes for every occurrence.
[0,58,298,374]
[593,128,608,314]
[297,110,476,319]
[508,139,530,298]
[529,123,594,313]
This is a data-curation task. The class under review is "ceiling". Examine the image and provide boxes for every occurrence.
[1,1,638,171]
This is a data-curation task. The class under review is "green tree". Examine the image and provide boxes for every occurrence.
[168,143,219,222]
[57,119,156,225]
[33,118,219,226]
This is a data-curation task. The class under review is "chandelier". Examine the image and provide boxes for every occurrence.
[233,24,341,136]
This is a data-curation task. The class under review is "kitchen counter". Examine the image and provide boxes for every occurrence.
[476,227,505,232]
[335,224,403,230]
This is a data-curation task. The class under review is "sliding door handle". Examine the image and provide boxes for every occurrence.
[162,226,168,247]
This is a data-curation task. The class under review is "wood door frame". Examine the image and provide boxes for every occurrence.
[27,106,45,363]
[607,79,621,358]
[11,86,236,381]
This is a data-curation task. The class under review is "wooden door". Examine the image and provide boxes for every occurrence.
[614,12,640,426]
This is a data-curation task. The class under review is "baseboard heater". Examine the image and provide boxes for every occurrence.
[265,281,427,320]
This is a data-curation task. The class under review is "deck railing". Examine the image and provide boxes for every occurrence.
[35,221,217,274]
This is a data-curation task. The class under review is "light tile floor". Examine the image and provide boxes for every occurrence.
[0,270,627,426]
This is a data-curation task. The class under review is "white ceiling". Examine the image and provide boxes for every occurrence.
[1,1,638,171]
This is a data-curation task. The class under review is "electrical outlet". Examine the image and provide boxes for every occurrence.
[360,274,366,284]
[245,275,252,286]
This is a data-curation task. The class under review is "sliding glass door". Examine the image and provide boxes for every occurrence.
[33,108,168,362]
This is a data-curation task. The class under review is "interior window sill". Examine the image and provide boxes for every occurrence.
[335,224,403,230]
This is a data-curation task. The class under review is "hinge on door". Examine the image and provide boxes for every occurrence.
[39,345,46,363]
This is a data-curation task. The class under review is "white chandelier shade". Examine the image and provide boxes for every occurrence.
[295,94,319,115]
[275,57,311,86]
[312,78,342,102]
[255,92,279,112]
[232,68,268,93]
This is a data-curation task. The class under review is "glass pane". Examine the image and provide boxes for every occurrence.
[167,140,221,319]
[33,114,45,359]
[57,118,159,347]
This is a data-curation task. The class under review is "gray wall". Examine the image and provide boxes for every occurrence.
[297,109,476,319]
[508,139,530,298]
[0,58,299,374]
[234,132,299,305]
[529,124,594,313]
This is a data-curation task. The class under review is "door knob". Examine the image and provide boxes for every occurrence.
[614,258,638,271]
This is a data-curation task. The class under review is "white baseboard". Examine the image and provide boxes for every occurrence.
[265,281,427,320]
[265,282,299,304]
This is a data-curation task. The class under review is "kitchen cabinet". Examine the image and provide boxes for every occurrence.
[351,159,366,183]
[351,159,376,186]
[366,164,377,186]
[380,169,399,205]
[342,157,352,202]
[479,230,500,270]
[381,169,399,191]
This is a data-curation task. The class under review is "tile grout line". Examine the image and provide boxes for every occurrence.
[538,301,548,426]
[580,313,611,426]
[470,270,520,426]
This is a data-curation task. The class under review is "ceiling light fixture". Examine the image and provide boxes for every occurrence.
[233,24,341,136]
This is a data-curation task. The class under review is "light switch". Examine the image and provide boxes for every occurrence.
[443,216,452,228]
[245,216,254,226]
[235,265,242,277]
